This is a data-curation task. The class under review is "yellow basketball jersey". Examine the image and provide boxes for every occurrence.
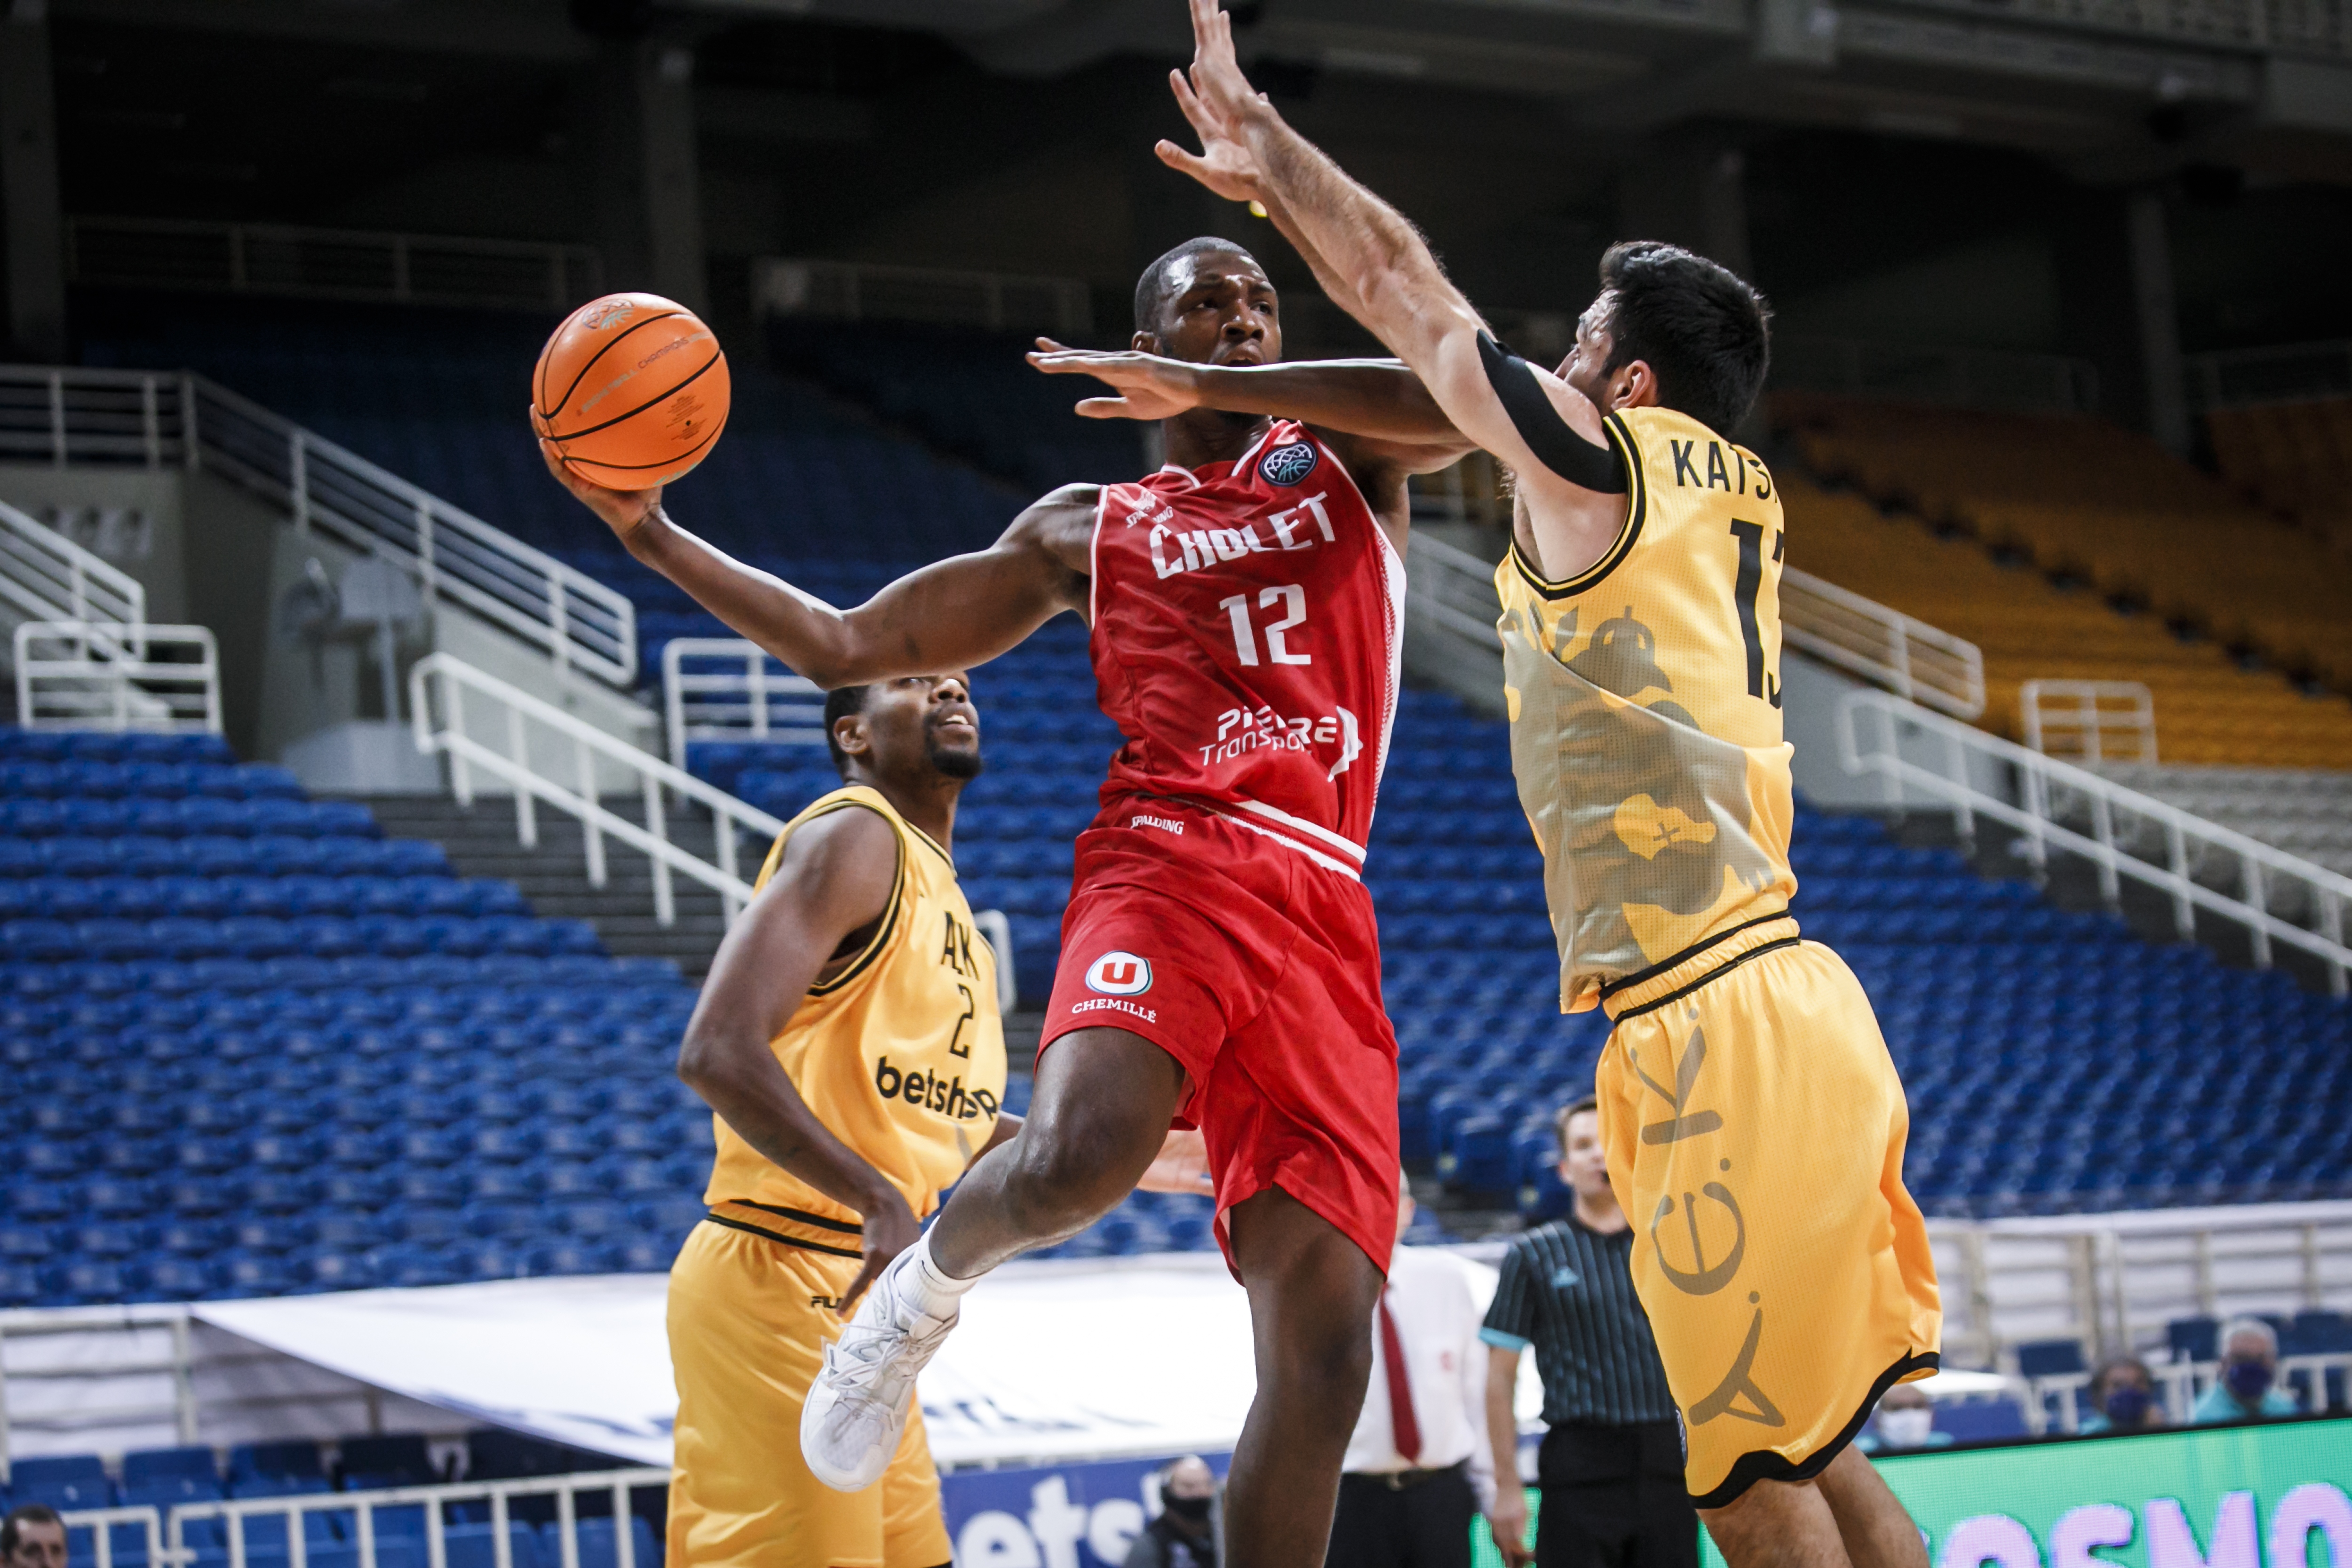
[701,786,1007,1259]
[1494,403,1798,1014]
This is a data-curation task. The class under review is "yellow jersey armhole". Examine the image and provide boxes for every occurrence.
[753,792,910,997]
[1506,413,1646,601]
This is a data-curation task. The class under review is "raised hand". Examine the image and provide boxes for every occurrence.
[1154,0,1269,202]
[1027,338,1205,421]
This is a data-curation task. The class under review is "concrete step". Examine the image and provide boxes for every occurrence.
[345,792,738,981]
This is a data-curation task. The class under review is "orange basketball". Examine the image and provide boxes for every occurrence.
[532,292,730,490]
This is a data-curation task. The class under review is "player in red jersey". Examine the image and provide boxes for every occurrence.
[542,241,1471,1568]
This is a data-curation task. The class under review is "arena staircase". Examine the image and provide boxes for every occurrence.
[2085,764,2352,881]
[358,793,730,981]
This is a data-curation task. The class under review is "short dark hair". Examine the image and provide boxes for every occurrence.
[1553,1095,1599,1160]
[1596,240,1771,436]
[2,1505,63,1555]
[1135,237,1259,335]
[822,685,872,779]
[2090,1354,2152,1395]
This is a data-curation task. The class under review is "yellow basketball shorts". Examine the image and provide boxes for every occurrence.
[1594,918,1943,1508]
[666,1220,952,1568]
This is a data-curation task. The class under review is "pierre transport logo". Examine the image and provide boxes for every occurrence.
[1084,952,1152,995]
[1259,440,1318,486]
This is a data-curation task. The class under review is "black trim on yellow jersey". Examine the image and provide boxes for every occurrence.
[802,800,908,997]
[1690,1349,1940,1510]
[734,1198,863,1235]
[1597,911,1793,1004]
[902,817,954,872]
[1505,412,1646,602]
[702,1211,865,1260]
[1609,935,1803,1023]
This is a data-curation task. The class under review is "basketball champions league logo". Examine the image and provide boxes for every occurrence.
[1259,441,1318,486]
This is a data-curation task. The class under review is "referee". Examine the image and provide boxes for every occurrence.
[1479,1098,1696,1568]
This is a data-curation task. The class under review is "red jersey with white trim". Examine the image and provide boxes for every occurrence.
[1088,420,1403,865]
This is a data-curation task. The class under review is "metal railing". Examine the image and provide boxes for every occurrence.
[0,367,636,687]
[1837,687,2352,995]
[1401,527,1989,722]
[68,216,603,314]
[2021,679,2156,763]
[0,497,146,637]
[59,1469,669,1568]
[659,637,826,769]
[2185,338,2352,410]
[752,256,1093,339]
[1773,335,2102,415]
[1783,568,1986,720]
[14,621,221,733]
[410,652,785,926]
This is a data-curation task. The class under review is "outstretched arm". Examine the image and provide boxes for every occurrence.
[1029,342,1465,459]
[541,440,1093,687]
[1160,1,1629,575]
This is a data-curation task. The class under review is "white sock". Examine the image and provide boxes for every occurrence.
[897,1230,980,1320]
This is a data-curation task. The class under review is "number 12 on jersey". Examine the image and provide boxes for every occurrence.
[1219,584,1313,668]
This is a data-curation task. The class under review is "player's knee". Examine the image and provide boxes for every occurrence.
[997,1124,1131,1235]
[1276,1304,1375,1412]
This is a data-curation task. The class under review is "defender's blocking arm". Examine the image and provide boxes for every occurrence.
[1161,1,1630,566]
[540,440,1094,685]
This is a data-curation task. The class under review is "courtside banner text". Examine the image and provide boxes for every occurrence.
[1693,1417,2352,1568]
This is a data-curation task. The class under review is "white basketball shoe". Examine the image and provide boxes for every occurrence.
[800,1247,961,1491]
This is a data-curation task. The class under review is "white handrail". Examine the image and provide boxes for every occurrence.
[659,637,826,768]
[410,652,785,925]
[1837,687,2352,995]
[1783,566,1986,720]
[64,1468,670,1568]
[0,366,636,688]
[1400,527,1989,721]
[0,496,145,639]
[14,621,221,733]
[2020,679,2156,763]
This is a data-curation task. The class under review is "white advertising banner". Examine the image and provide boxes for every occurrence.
[192,1250,1507,1470]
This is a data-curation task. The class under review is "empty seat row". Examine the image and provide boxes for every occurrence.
[0,797,379,838]
[0,915,603,962]
[0,760,303,800]
[0,835,448,878]
[0,876,525,921]
[0,951,662,999]
[0,729,233,764]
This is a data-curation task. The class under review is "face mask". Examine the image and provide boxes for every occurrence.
[1162,1493,1213,1523]
[2102,1386,2152,1426]
[2225,1359,2274,1402]
[1877,1408,1935,1448]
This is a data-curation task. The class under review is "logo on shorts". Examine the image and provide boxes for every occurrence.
[1085,952,1152,995]
[1259,440,1318,486]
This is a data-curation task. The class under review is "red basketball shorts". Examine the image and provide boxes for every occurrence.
[1040,793,1399,1277]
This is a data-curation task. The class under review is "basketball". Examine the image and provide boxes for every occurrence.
[532,291,730,490]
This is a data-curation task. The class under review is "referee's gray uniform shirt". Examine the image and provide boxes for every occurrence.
[1479,1214,1676,1427]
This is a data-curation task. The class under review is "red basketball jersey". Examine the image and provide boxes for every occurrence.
[1087,421,1403,874]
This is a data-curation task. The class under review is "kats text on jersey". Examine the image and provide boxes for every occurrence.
[1088,421,1403,870]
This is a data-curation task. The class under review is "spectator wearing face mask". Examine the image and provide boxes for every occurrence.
[1855,1384,1950,1453]
[2191,1320,2301,1424]
[1124,1455,1219,1568]
[2078,1356,2165,1434]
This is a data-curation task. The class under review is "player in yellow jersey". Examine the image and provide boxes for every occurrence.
[1026,10,1942,1568]
[664,670,1209,1568]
